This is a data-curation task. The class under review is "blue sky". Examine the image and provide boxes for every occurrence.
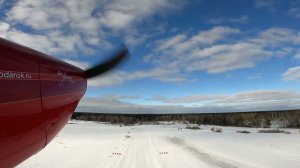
[1,0,300,113]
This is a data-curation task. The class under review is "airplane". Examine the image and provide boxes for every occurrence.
[0,37,129,167]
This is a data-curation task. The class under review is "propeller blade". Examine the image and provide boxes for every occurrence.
[84,46,129,79]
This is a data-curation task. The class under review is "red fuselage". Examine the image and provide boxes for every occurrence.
[0,37,87,167]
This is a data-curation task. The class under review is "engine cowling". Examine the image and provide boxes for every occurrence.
[0,37,87,167]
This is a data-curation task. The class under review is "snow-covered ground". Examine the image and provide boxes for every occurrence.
[18,121,300,168]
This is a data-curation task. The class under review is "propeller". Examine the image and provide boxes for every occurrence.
[84,45,129,79]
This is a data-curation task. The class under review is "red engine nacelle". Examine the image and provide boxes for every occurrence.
[0,38,87,167]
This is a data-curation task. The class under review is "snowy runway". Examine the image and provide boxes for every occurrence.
[18,121,300,168]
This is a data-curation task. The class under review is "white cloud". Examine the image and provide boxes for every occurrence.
[151,90,300,104]
[88,68,187,87]
[3,1,300,88]
[0,0,188,86]
[84,26,300,87]
[2,0,186,56]
[63,59,90,69]
[295,52,300,59]
[109,95,140,99]
[0,21,83,55]
[186,42,271,73]
[208,15,249,24]
[77,96,185,114]
[146,26,240,67]
[7,1,69,30]
[171,26,240,55]
[0,0,5,7]
[255,0,275,9]
[155,34,187,52]
[78,95,139,107]
[228,15,249,23]
[83,26,300,88]
[0,22,9,33]
[150,94,226,103]
[217,90,300,104]
[100,0,184,29]
[88,71,128,87]
[143,26,300,78]
[75,99,160,114]
[282,66,300,81]
[251,28,296,47]
[207,18,224,24]
[77,90,300,113]
[100,10,134,29]
[288,7,300,18]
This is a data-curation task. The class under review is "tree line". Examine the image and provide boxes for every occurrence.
[71,110,300,128]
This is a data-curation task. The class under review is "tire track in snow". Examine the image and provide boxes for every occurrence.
[116,126,162,168]
[113,127,136,168]
[167,137,251,168]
